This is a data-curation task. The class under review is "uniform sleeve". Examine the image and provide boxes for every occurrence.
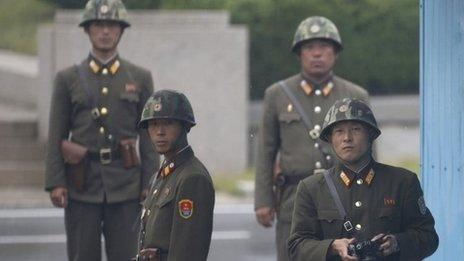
[394,175,439,260]
[137,70,159,189]
[287,181,334,261]
[45,72,71,191]
[254,86,280,209]
[168,174,215,261]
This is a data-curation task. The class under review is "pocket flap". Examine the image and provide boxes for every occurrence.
[317,209,342,222]
[120,91,140,102]
[278,112,301,123]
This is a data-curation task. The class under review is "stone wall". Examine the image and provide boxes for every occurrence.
[38,10,249,174]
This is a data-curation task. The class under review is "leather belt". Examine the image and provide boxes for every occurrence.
[88,148,121,164]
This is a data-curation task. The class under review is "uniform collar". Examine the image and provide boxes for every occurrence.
[87,53,121,75]
[338,159,375,187]
[157,145,194,179]
[299,71,334,97]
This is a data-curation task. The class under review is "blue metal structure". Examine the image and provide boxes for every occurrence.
[420,0,464,260]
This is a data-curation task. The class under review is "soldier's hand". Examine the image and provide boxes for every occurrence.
[50,186,68,208]
[329,238,358,261]
[139,248,160,261]
[255,207,275,227]
[376,234,399,256]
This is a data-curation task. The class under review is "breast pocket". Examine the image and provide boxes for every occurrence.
[376,207,401,233]
[155,189,176,209]
[317,209,343,238]
[120,91,140,103]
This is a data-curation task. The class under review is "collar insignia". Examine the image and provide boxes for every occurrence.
[89,60,100,74]
[340,171,351,187]
[300,80,313,96]
[322,81,334,96]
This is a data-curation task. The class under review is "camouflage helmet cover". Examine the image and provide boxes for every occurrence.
[292,16,342,53]
[319,98,381,142]
[138,90,196,129]
[79,0,130,28]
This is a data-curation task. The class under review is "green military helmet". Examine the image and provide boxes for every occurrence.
[138,90,196,129]
[79,0,130,28]
[292,16,342,53]
[319,98,380,142]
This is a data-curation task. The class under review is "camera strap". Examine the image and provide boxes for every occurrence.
[323,170,354,233]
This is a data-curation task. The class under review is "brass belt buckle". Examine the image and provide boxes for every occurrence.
[100,148,112,164]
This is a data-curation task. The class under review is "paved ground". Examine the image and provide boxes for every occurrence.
[0,203,275,261]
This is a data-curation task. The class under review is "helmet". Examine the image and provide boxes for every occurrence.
[319,98,380,142]
[79,0,130,28]
[292,16,342,53]
[138,90,196,129]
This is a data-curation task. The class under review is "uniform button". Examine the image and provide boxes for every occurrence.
[315,161,322,169]
[314,106,322,113]
[355,224,362,230]
[355,201,362,207]
[357,179,363,185]
[315,89,322,96]
[146,210,151,216]
[102,87,109,95]
[102,68,108,75]
[100,107,108,115]
[314,124,321,131]
[99,127,105,134]
[326,155,331,161]
[314,143,320,149]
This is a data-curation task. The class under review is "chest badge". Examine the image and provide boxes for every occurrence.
[125,83,137,93]
[287,103,293,112]
[384,198,396,206]
[178,199,193,219]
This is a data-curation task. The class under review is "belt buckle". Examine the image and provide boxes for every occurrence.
[343,221,353,232]
[100,148,112,165]
[91,108,101,119]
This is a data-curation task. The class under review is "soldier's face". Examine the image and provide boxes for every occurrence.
[329,121,371,169]
[299,39,337,79]
[147,119,183,157]
[86,20,122,54]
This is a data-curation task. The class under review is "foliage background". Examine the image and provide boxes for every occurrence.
[1,0,419,99]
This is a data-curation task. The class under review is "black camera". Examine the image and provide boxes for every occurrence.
[348,239,382,260]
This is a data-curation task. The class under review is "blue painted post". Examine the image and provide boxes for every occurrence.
[420,0,464,260]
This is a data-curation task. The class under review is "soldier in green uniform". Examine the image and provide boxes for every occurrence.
[288,98,439,261]
[135,90,215,261]
[255,16,369,261]
[45,1,158,260]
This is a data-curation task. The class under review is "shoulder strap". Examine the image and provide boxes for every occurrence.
[278,80,314,132]
[323,170,346,219]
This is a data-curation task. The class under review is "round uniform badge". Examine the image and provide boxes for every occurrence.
[179,199,193,219]
[310,24,320,33]
[339,104,348,112]
[100,5,109,14]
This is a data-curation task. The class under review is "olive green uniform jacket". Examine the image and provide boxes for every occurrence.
[288,161,439,261]
[255,73,369,223]
[45,55,158,203]
[139,146,215,261]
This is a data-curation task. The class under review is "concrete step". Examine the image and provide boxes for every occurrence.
[0,141,45,161]
[0,121,37,141]
[0,161,44,187]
